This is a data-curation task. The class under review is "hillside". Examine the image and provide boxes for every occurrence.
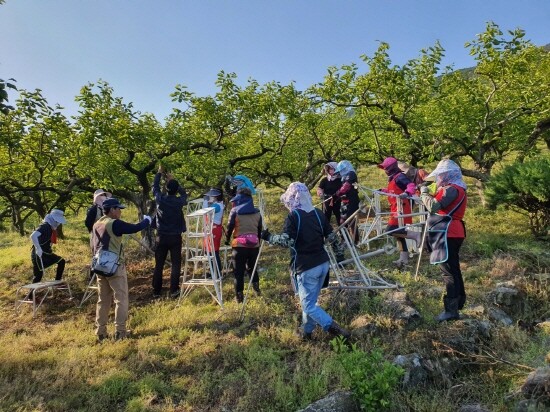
[0,169,548,411]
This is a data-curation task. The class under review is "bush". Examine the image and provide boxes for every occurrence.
[486,158,550,238]
[332,338,404,411]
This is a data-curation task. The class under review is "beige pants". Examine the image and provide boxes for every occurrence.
[95,264,129,337]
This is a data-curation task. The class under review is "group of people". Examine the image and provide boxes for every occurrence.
[28,156,468,342]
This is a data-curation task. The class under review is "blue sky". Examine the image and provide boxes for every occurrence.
[1,1,549,121]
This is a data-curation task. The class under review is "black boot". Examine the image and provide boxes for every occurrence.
[252,282,261,296]
[235,291,244,303]
[327,321,351,340]
[436,297,460,322]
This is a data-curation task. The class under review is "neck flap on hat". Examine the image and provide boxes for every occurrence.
[280,182,314,213]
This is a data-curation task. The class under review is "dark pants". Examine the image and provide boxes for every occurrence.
[341,201,359,243]
[323,197,341,226]
[232,247,259,293]
[153,234,182,294]
[386,224,408,252]
[32,252,65,283]
[440,237,465,308]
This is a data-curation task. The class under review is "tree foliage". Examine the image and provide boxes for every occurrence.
[486,158,550,238]
[0,23,549,234]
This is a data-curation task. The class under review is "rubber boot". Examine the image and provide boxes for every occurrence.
[406,231,421,249]
[393,251,409,268]
[252,282,261,296]
[436,297,460,322]
[235,291,244,303]
[327,321,351,340]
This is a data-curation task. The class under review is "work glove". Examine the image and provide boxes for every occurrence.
[35,246,43,257]
[143,215,152,225]
[420,185,430,195]
[260,229,271,241]
[398,192,409,199]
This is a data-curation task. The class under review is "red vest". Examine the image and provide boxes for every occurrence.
[434,184,467,238]
[387,174,412,226]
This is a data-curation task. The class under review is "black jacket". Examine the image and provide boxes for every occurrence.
[153,173,188,235]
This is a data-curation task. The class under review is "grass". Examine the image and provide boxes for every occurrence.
[0,168,549,411]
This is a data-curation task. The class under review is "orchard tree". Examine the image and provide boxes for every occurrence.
[74,81,179,220]
[0,89,88,234]
[430,23,550,204]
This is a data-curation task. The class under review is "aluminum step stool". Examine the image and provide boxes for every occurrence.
[79,272,99,307]
[15,280,73,316]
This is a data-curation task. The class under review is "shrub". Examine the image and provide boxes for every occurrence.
[332,338,404,411]
[486,158,550,238]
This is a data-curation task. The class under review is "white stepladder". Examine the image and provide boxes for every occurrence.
[179,207,223,307]
[326,209,400,291]
[356,187,428,261]
[79,273,99,307]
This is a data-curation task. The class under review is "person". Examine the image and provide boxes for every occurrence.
[85,189,112,279]
[225,187,262,303]
[152,165,188,298]
[260,182,350,341]
[224,174,256,199]
[332,160,360,243]
[203,188,225,275]
[30,209,67,283]
[378,157,421,267]
[85,189,112,233]
[420,159,467,322]
[316,162,342,225]
[92,197,151,341]
[397,161,429,188]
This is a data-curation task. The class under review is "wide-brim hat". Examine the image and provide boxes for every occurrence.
[93,189,112,203]
[49,209,67,224]
[102,197,126,209]
[205,188,222,197]
[426,159,461,181]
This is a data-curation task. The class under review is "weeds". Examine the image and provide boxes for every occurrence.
[331,337,404,411]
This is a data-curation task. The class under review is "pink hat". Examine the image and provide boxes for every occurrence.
[377,157,397,170]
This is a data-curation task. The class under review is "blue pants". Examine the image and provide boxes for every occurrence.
[296,261,333,334]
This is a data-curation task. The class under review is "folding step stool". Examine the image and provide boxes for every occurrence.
[79,273,99,307]
[15,280,73,316]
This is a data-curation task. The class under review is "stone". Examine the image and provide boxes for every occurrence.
[521,367,550,403]
[487,307,513,326]
[491,286,520,307]
[383,291,421,323]
[536,321,550,334]
[393,353,429,388]
[297,390,359,412]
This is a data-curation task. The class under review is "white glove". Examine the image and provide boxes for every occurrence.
[420,185,430,195]
[35,246,43,257]
[143,215,152,224]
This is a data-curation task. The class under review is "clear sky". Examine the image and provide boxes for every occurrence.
[1,0,549,122]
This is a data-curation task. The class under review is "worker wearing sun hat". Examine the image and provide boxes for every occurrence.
[85,189,112,233]
[378,157,420,268]
[30,209,67,283]
[421,159,468,322]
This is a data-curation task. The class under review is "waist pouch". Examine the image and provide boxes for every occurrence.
[426,214,452,264]
[235,233,259,246]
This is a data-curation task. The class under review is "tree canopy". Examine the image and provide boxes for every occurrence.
[1,23,549,234]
